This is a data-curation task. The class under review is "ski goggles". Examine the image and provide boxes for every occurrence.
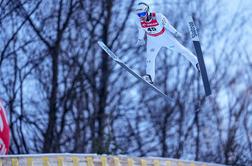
[137,12,147,17]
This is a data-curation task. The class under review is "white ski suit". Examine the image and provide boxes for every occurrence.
[137,12,198,82]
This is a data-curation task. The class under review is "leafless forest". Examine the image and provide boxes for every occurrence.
[0,0,251,165]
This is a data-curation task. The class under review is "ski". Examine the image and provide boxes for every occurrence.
[98,41,174,102]
[187,16,212,96]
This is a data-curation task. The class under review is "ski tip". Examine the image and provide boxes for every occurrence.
[97,40,104,46]
[187,17,200,42]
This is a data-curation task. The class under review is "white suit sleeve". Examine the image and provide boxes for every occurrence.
[137,22,145,40]
[159,13,178,34]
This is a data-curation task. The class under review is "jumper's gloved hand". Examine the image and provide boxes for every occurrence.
[174,32,183,38]
[136,39,145,46]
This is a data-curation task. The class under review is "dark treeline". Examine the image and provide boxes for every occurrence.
[0,0,251,165]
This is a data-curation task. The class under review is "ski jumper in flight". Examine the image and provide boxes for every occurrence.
[136,2,200,84]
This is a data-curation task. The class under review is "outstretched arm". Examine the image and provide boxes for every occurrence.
[137,25,145,40]
[136,22,146,46]
[159,13,181,37]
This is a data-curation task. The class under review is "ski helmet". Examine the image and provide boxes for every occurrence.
[136,2,149,18]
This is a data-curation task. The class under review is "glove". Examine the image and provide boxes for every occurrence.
[174,32,183,38]
[136,39,145,46]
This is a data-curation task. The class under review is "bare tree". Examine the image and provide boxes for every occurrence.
[0,0,252,165]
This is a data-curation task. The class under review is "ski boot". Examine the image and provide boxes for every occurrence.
[142,74,154,84]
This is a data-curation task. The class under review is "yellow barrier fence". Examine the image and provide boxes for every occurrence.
[0,154,226,166]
